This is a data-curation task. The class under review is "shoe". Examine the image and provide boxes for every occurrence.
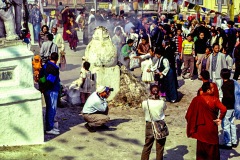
[171,100,176,103]
[73,48,76,52]
[53,128,60,132]
[232,144,237,148]
[84,123,96,132]
[99,124,109,129]
[46,129,60,135]
[219,144,232,150]
[189,78,194,81]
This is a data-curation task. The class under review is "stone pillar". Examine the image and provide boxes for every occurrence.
[85,26,120,100]
[0,45,44,146]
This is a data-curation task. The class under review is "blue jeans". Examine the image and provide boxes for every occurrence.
[33,24,40,42]
[221,109,237,146]
[44,90,58,131]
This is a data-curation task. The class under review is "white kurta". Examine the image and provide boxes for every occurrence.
[141,59,154,82]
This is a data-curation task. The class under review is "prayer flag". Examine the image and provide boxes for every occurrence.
[184,1,189,7]
[188,3,195,9]
[202,7,206,12]
[194,5,201,12]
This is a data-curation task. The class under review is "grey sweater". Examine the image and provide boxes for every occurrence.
[40,41,58,58]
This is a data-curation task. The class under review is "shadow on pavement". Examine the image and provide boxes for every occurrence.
[108,118,132,127]
[177,91,185,102]
[164,145,188,160]
[219,124,240,160]
[75,46,86,52]
[44,106,85,142]
[97,118,132,132]
[61,156,76,160]
[178,79,185,89]
[61,64,81,72]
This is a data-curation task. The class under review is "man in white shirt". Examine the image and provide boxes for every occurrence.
[141,84,167,160]
[82,86,112,132]
[51,27,64,54]
[88,9,95,25]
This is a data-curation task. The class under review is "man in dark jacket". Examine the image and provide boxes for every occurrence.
[233,42,240,80]
[226,21,237,56]
[150,21,163,48]
[42,52,61,135]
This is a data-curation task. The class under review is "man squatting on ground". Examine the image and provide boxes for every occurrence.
[82,86,113,132]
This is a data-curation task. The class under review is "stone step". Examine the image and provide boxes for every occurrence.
[0,39,26,48]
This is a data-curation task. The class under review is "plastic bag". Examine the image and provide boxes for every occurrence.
[129,52,140,70]
[130,58,140,70]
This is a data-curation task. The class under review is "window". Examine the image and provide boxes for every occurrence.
[186,0,203,5]
[215,0,227,5]
[197,0,203,5]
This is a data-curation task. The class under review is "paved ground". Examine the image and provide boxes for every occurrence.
[0,29,240,160]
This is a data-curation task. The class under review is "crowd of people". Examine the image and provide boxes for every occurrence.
[23,2,240,160]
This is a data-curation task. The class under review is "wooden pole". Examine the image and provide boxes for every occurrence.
[229,0,234,21]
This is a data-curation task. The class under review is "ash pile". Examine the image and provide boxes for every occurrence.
[108,66,149,108]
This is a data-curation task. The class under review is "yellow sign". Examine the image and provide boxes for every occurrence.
[98,3,109,9]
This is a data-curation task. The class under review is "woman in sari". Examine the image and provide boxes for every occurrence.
[61,6,73,41]
[66,15,79,52]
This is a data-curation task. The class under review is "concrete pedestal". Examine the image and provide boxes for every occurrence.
[0,45,44,146]
[92,66,120,100]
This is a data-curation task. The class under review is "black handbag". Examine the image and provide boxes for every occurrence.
[147,100,169,140]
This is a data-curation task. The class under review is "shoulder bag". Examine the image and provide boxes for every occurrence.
[147,99,169,140]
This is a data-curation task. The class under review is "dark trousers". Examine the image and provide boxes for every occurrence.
[233,63,240,80]
[176,59,183,76]
[141,122,166,160]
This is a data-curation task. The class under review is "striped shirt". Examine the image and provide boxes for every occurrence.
[173,35,185,55]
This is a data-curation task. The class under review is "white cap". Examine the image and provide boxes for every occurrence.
[96,86,106,93]
[90,8,95,12]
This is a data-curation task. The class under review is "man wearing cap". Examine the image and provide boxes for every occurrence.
[88,9,95,25]
[82,86,112,132]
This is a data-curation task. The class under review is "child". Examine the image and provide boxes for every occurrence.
[221,47,233,70]
[196,46,212,79]
[141,48,154,83]
[219,68,237,149]
[79,61,94,105]
[32,55,42,83]
[69,61,95,106]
